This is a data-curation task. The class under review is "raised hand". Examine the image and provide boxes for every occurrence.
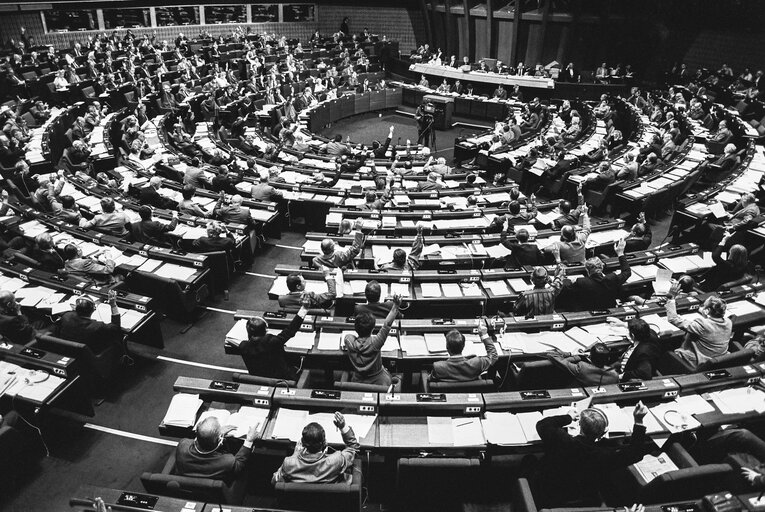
[333,411,346,429]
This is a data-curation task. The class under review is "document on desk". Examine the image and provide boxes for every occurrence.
[461,283,483,297]
[15,286,55,307]
[484,280,511,296]
[420,283,442,298]
[497,332,549,354]
[271,409,309,441]
[372,245,394,265]
[0,277,27,293]
[535,210,559,227]
[650,400,701,433]
[507,278,533,293]
[137,259,163,273]
[516,411,543,443]
[632,454,679,485]
[482,412,527,445]
[225,320,248,346]
[285,331,316,351]
[709,388,765,415]
[441,283,463,298]
[593,404,634,435]
[424,332,447,353]
[308,412,377,444]
[349,279,369,295]
[421,244,442,257]
[120,309,145,331]
[225,407,269,438]
[630,265,660,281]
[270,277,289,296]
[162,393,203,427]
[427,416,454,445]
[726,300,763,318]
[452,417,485,446]
[317,331,342,351]
[675,394,715,416]
[484,244,513,259]
[390,282,411,297]
[641,314,681,336]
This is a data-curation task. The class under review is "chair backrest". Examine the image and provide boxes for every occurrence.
[514,359,577,390]
[427,377,495,393]
[140,472,228,504]
[274,459,362,512]
[232,372,296,388]
[638,464,734,504]
[697,348,754,371]
[396,457,481,509]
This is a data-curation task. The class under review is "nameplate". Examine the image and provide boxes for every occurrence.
[589,310,610,316]
[618,382,647,392]
[311,389,340,399]
[520,390,550,400]
[209,380,239,391]
[704,369,731,381]
[660,503,700,512]
[20,347,45,359]
[437,269,456,274]
[431,318,454,325]
[116,492,159,510]
[416,393,446,402]
[264,311,287,318]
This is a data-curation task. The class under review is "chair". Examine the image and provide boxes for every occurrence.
[420,370,495,393]
[622,442,734,504]
[30,333,123,384]
[232,371,309,389]
[696,348,755,371]
[396,457,481,510]
[140,450,247,505]
[510,359,579,390]
[274,459,362,512]
[333,371,403,392]
[584,181,621,214]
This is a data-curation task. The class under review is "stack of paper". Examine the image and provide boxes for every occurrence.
[318,331,342,351]
[427,417,485,446]
[162,393,203,428]
[400,335,429,356]
[424,332,447,353]
[271,408,309,440]
[420,283,442,298]
[481,412,527,445]
[307,412,377,444]
[286,331,316,350]
[632,454,679,484]
[225,320,248,346]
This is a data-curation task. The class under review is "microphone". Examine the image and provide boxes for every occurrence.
[387,376,400,396]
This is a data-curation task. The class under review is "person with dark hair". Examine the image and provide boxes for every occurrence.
[0,290,34,344]
[339,17,350,36]
[191,221,236,255]
[544,210,591,264]
[51,194,82,223]
[63,243,116,283]
[665,285,731,371]
[513,265,565,316]
[534,402,650,507]
[552,185,585,230]
[499,228,544,266]
[250,171,283,202]
[58,290,123,354]
[273,411,359,484]
[79,197,130,236]
[175,416,258,482]
[343,295,402,386]
[354,280,395,318]
[372,126,394,158]
[239,306,309,380]
[560,239,631,311]
[129,206,178,246]
[700,232,750,292]
[326,134,350,156]
[380,224,424,271]
[547,342,619,387]
[28,233,64,273]
[279,267,337,312]
[179,185,209,217]
[313,218,365,269]
[430,321,498,382]
[182,157,208,189]
[624,212,652,252]
[615,317,663,381]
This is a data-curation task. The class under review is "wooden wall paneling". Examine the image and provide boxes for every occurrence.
[486,0,493,59]
[510,0,522,66]
[419,0,434,48]
[457,14,469,60]
[556,25,571,66]
[432,10,446,54]
[474,17,489,61]
[496,18,513,63]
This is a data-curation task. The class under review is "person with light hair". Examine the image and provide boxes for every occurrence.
[213,192,252,226]
[313,218,365,269]
[174,416,258,480]
[665,284,731,371]
[559,239,631,311]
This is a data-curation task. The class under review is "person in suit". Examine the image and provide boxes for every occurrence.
[130,206,178,247]
[326,134,350,156]
[279,268,337,312]
[534,402,650,507]
[0,290,34,344]
[272,412,359,484]
[552,187,585,230]
[250,173,284,202]
[182,158,208,189]
[51,195,82,224]
[559,239,631,311]
[583,162,616,192]
[547,342,619,387]
[213,193,253,227]
[58,291,124,355]
[624,212,652,252]
[354,281,395,318]
[140,177,179,210]
[543,211,591,264]
[174,416,258,482]
[313,221,365,269]
[513,266,565,316]
[63,244,116,284]
[343,295,402,386]
[430,321,498,382]
[372,126,395,158]
[191,221,236,255]
[380,225,424,271]
[239,306,309,381]
[610,317,664,381]
[493,84,507,100]
[700,233,750,292]
[561,62,580,82]
[665,287,731,371]
[710,120,732,144]
[27,233,64,273]
[499,228,544,267]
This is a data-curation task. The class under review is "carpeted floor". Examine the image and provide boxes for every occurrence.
[0,113,675,512]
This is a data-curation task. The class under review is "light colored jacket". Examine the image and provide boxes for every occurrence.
[272,426,359,484]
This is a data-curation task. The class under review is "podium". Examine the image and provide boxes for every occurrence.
[423,94,454,131]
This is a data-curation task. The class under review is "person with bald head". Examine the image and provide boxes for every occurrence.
[174,416,259,481]
[214,192,252,226]
[58,290,123,355]
[80,197,131,236]
[272,411,359,484]
[513,265,565,316]
[544,208,591,264]
[0,290,34,344]
[239,305,309,380]
[534,401,650,507]
[312,218,365,269]
[139,176,178,210]
[27,232,64,273]
[559,239,631,311]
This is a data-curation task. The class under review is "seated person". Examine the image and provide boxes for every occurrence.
[418,172,444,191]
[58,291,124,355]
[213,193,252,226]
[63,244,116,283]
[0,290,34,344]
[534,402,650,507]
[279,267,337,312]
[429,322,498,382]
[560,239,631,311]
[613,317,663,381]
[79,197,130,236]
[250,173,283,202]
[624,213,652,252]
[700,233,750,292]
[130,207,178,247]
[51,194,82,224]
[179,185,210,218]
[191,221,236,255]
[312,220,365,269]
[379,224,424,271]
[583,162,616,191]
[354,281,395,318]
[140,176,179,210]
[272,412,359,484]
[616,152,639,181]
[665,286,731,370]
[552,186,585,230]
[239,306,309,381]
[543,211,591,264]
[343,295,402,387]
[547,342,619,387]
[27,232,64,273]
[513,266,565,317]
[499,228,543,267]
[174,416,257,482]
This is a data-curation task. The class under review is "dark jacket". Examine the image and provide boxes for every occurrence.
[354,301,394,319]
[130,217,178,246]
[139,186,178,210]
[621,334,663,382]
[58,311,122,353]
[239,313,303,380]
[499,232,544,266]
[174,438,252,483]
[562,255,631,311]
[191,235,236,254]
[430,334,498,382]
[0,313,34,344]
